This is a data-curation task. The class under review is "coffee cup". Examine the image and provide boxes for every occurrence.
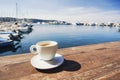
[30,41,58,61]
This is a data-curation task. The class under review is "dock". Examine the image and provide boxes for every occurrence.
[0,41,120,80]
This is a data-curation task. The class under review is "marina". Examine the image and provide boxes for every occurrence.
[0,24,120,56]
[0,0,120,80]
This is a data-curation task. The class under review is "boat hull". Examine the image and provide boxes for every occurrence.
[0,39,13,47]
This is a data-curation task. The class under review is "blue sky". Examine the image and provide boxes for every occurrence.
[0,0,120,23]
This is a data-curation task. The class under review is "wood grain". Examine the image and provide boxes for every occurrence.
[0,41,120,80]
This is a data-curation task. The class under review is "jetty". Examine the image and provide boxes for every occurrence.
[0,41,120,80]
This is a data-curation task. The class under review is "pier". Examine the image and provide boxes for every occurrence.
[0,41,120,80]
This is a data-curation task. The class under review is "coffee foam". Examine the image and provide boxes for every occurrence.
[37,41,57,47]
[38,42,54,47]
[39,43,51,46]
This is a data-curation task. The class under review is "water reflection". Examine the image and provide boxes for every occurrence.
[118,28,120,32]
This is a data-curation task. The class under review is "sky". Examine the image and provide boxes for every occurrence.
[0,0,120,23]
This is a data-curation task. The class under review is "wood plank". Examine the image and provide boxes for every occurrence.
[0,41,120,80]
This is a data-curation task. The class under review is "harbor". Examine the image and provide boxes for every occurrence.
[0,0,120,79]
[0,41,120,80]
[0,24,120,56]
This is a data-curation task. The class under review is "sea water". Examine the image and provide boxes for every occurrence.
[0,24,120,56]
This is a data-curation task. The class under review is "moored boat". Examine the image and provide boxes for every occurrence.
[0,37,13,47]
[17,26,32,33]
[0,30,22,41]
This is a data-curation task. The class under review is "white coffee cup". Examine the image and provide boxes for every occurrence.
[30,41,58,61]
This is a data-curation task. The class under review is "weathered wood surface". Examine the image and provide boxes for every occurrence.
[0,41,120,80]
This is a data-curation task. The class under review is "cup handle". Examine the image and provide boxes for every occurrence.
[30,45,37,54]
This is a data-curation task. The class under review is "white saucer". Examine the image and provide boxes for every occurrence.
[31,53,64,69]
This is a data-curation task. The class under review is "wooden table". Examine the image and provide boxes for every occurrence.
[0,41,120,80]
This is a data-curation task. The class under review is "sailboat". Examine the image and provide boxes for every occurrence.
[12,22,32,33]
[12,3,33,33]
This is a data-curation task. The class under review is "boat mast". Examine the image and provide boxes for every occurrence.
[16,2,18,22]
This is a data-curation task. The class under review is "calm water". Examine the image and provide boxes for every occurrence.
[0,24,120,56]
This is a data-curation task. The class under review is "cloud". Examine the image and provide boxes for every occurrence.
[24,7,120,23]
[58,7,100,15]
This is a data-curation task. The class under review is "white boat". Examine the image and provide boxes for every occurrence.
[0,30,14,39]
[20,23,33,27]
[0,34,10,39]
[17,26,32,33]
[11,22,32,33]
[0,30,22,41]
[0,37,13,47]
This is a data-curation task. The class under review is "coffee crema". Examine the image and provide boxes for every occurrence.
[39,43,51,46]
